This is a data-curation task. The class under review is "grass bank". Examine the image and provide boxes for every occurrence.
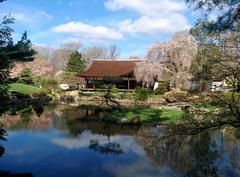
[9,83,41,95]
[105,107,183,124]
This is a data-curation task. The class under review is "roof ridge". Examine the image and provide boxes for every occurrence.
[92,59,142,61]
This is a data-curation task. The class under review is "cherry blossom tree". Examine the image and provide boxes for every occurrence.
[135,33,198,89]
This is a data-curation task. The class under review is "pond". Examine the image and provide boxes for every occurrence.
[0,104,240,177]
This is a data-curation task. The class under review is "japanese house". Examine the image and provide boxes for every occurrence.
[79,59,141,90]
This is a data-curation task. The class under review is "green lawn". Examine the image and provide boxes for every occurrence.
[80,91,135,99]
[194,103,224,110]
[80,91,162,100]
[106,107,184,124]
[9,83,41,95]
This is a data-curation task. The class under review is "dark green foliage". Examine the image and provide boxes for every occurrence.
[190,46,220,90]
[0,126,6,141]
[0,14,14,98]
[0,125,6,157]
[2,31,36,62]
[134,86,151,101]
[181,112,194,120]
[9,31,37,61]
[155,80,170,95]
[17,68,34,85]
[0,12,36,100]
[186,0,240,32]
[190,20,222,90]
[66,51,86,73]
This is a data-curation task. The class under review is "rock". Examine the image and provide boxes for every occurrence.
[188,95,199,102]
[60,95,75,103]
[99,112,106,119]
[119,118,130,124]
[163,90,189,103]
[131,116,140,124]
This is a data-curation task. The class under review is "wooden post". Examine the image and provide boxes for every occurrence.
[93,77,96,90]
[127,77,130,91]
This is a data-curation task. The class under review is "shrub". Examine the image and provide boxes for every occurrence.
[111,86,119,94]
[134,86,151,101]
[37,77,59,93]
[17,68,34,85]
[155,80,171,95]
[163,90,190,103]
[218,92,240,105]
[39,88,51,95]
[181,112,193,120]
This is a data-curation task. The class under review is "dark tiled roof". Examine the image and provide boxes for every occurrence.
[79,60,140,77]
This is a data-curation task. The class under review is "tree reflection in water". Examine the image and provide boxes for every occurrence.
[0,126,6,157]
[89,140,123,155]
[0,126,35,177]
[1,104,240,176]
[0,171,34,177]
[89,124,123,155]
[181,131,219,177]
[137,126,240,177]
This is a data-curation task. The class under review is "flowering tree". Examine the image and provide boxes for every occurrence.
[135,33,197,89]
[135,60,172,86]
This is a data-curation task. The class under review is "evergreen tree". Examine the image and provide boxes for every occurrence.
[65,51,86,73]
[17,68,34,85]
[0,1,36,100]
[0,14,14,98]
[186,0,240,32]
[9,31,37,61]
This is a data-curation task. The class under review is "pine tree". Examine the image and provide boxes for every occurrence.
[65,51,86,73]
[17,68,34,85]
[0,1,36,99]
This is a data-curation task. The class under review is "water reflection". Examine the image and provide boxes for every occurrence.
[137,126,240,177]
[0,126,6,157]
[89,124,123,155]
[0,104,240,177]
[0,126,35,177]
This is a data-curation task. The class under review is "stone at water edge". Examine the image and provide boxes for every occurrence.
[119,118,130,124]
[131,116,140,124]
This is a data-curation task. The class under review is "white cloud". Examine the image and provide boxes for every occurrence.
[105,0,190,36]
[105,0,186,17]
[118,14,190,35]
[36,11,54,20]
[104,157,175,177]
[51,131,145,156]
[51,132,106,149]
[51,21,123,41]
[60,37,82,45]
[12,13,30,23]
[9,11,53,24]
[32,42,57,49]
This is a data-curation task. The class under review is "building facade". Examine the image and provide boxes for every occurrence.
[78,59,141,90]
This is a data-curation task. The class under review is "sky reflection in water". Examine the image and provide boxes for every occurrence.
[0,105,240,177]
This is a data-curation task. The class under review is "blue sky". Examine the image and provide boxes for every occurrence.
[0,0,202,58]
